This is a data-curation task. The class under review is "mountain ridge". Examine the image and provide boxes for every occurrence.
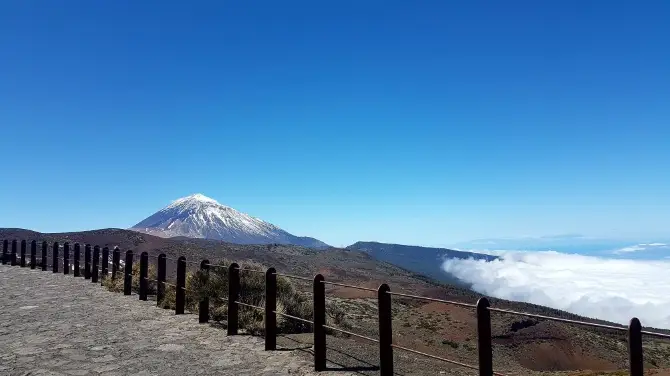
[130,194,330,249]
[346,241,497,287]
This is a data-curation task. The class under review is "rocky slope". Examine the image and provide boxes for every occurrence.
[347,241,497,286]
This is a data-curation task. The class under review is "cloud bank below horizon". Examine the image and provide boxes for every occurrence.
[611,242,668,255]
[441,249,670,329]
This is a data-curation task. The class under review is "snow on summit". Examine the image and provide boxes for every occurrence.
[170,193,218,206]
[130,194,329,249]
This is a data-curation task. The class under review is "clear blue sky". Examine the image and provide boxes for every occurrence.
[1,1,669,247]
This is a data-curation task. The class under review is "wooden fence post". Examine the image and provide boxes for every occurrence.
[124,250,133,295]
[73,243,81,277]
[629,317,643,376]
[20,240,26,267]
[176,256,186,315]
[52,242,59,273]
[157,254,166,307]
[265,267,277,350]
[313,274,326,371]
[101,247,109,283]
[2,239,7,265]
[63,242,70,275]
[84,244,91,279]
[30,240,36,269]
[139,252,148,301]
[199,259,210,323]
[11,240,17,266]
[63,242,70,274]
[227,263,240,335]
[378,283,393,376]
[41,241,47,271]
[92,246,100,283]
[477,297,493,376]
[112,247,120,280]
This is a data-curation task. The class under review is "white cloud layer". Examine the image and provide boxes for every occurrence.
[612,243,668,254]
[441,250,670,329]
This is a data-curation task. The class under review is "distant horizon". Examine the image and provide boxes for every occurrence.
[5,219,669,260]
[4,191,670,253]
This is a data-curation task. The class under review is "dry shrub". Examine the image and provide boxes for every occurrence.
[106,258,351,337]
[159,284,177,310]
[192,260,314,335]
[102,262,157,295]
[102,268,124,293]
[325,301,353,334]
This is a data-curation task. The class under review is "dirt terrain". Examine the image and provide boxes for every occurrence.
[2,227,670,375]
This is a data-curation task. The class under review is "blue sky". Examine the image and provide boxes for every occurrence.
[1,1,669,248]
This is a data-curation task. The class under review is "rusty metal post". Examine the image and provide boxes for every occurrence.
[52,242,59,273]
[112,247,120,280]
[30,240,36,269]
[20,240,26,267]
[629,317,643,376]
[477,297,493,376]
[101,247,109,283]
[41,241,47,271]
[378,283,393,376]
[73,243,81,277]
[175,256,186,314]
[265,267,277,350]
[227,263,240,335]
[139,252,148,301]
[63,242,70,275]
[199,259,210,323]
[11,240,17,266]
[124,250,133,295]
[313,274,326,371]
[157,254,166,307]
[84,244,91,279]
[2,239,7,265]
[92,246,100,283]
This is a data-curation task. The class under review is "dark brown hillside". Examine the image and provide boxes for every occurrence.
[2,227,670,375]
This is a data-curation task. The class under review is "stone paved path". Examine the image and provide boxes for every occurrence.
[0,265,353,376]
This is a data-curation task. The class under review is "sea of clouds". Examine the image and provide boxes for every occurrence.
[441,246,670,329]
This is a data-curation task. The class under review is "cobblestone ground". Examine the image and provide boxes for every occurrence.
[0,265,353,376]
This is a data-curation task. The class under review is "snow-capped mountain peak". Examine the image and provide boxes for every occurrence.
[165,193,234,213]
[171,193,220,206]
[130,194,329,249]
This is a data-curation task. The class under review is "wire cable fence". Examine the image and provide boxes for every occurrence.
[2,237,667,376]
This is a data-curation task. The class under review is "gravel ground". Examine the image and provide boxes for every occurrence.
[0,265,354,376]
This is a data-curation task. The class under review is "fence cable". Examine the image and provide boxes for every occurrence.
[488,307,626,332]
[322,325,379,343]
[234,301,264,311]
[237,268,266,274]
[391,343,510,375]
[274,311,313,325]
[321,280,377,292]
[273,273,311,282]
[387,291,476,308]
